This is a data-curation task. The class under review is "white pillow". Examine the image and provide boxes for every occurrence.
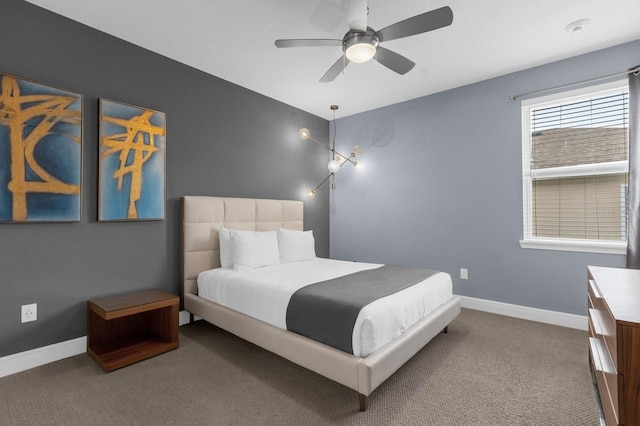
[218,226,233,269]
[231,230,280,271]
[277,228,316,263]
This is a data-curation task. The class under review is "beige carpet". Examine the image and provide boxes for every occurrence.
[0,308,599,425]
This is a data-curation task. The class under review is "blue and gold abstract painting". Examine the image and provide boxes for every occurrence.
[99,99,165,221]
[0,73,82,223]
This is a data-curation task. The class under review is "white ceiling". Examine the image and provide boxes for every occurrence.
[25,0,640,120]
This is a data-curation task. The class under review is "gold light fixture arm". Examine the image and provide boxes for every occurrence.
[307,173,334,199]
[301,105,363,200]
[331,149,357,165]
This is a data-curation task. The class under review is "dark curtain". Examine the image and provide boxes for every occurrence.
[627,66,640,268]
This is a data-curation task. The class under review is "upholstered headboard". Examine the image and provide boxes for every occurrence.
[180,196,304,299]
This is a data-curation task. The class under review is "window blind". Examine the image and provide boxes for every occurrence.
[527,90,629,242]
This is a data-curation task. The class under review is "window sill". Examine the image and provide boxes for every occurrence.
[519,238,626,255]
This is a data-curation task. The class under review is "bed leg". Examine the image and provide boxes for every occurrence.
[189,313,194,324]
[443,326,448,334]
[359,394,367,412]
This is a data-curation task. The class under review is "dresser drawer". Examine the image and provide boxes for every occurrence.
[589,337,619,425]
[589,280,618,371]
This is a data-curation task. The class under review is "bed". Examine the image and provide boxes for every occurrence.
[180,196,460,411]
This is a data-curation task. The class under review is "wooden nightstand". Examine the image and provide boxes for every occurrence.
[87,289,179,372]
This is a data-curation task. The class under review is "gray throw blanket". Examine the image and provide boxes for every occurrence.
[285,265,439,354]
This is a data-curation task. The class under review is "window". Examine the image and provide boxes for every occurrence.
[520,80,629,254]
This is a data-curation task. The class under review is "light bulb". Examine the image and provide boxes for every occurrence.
[328,160,341,173]
[298,128,310,140]
[307,189,316,200]
[351,145,363,157]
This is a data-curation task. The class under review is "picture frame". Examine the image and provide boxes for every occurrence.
[0,72,83,223]
[98,98,166,221]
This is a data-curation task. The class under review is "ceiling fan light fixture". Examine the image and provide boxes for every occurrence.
[346,41,377,63]
[275,6,453,82]
[344,30,378,63]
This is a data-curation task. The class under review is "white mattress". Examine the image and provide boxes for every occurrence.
[197,258,452,357]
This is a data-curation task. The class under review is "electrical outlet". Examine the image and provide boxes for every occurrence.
[460,268,468,280]
[21,303,37,323]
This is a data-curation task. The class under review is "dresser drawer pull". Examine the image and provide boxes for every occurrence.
[588,309,604,336]
[589,337,604,372]
[589,337,616,375]
[589,280,602,299]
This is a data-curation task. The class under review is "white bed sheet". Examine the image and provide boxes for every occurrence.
[197,258,452,357]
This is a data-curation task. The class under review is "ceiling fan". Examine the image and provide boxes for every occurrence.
[275,0,453,83]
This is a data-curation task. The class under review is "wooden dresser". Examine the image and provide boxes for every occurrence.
[588,266,640,426]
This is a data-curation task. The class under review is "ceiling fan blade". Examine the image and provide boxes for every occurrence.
[341,0,368,32]
[376,6,453,42]
[320,55,351,83]
[275,39,342,48]
[375,46,415,75]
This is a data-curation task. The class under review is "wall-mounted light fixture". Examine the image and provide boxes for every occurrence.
[300,105,363,200]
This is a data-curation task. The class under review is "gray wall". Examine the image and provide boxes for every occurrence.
[0,0,329,357]
[330,39,640,316]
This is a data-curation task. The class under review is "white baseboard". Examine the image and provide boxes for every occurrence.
[458,295,588,331]
[179,310,192,326]
[0,336,87,378]
[1,301,586,378]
